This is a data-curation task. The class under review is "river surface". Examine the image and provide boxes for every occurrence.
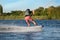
[0,20,60,40]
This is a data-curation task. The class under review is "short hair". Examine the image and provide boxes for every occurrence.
[26,9,30,11]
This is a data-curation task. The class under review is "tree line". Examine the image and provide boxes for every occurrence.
[0,5,60,19]
[34,6,60,19]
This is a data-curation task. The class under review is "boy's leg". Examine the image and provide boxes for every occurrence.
[26,20,30,27]
[32,21,37,26]
[29,17,37,26]
[25,16,30,26]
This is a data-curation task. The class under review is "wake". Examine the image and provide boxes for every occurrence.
[0,25,42,33]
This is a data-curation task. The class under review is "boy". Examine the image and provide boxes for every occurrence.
[25,9,37,26]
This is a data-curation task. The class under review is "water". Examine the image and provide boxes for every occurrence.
[0,20,60,40]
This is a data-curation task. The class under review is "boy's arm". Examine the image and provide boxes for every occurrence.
[32,10,34,15]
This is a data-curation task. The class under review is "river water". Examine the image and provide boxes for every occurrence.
[0,20,60,40]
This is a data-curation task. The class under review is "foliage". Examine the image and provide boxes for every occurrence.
[34,7,44,16]
[0,5,60,20]
[11,10,23,16]
[0,5,3,15]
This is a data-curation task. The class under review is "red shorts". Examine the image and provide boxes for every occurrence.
[25,16,33,22]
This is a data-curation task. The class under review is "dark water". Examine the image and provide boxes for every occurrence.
[0,20,60,40]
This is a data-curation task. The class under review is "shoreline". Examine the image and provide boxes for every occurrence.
[0,16,60,20]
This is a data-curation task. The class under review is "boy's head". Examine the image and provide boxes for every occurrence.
[26,9,30,11]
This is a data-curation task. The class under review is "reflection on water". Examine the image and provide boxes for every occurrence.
[0,20,60,40]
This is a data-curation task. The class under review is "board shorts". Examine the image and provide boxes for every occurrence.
[25,16,33,22]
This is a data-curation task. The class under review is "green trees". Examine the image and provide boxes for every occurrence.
[11,10,23,16]
[55,6,60,19]
[34,7,44,16]
[0,5,60,20]
[2,10,24,16]
[0,5,3,15]
[47,6,55,19]
[34,6,60,19]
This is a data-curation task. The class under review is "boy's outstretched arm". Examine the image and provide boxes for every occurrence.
[32,10,35,15]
